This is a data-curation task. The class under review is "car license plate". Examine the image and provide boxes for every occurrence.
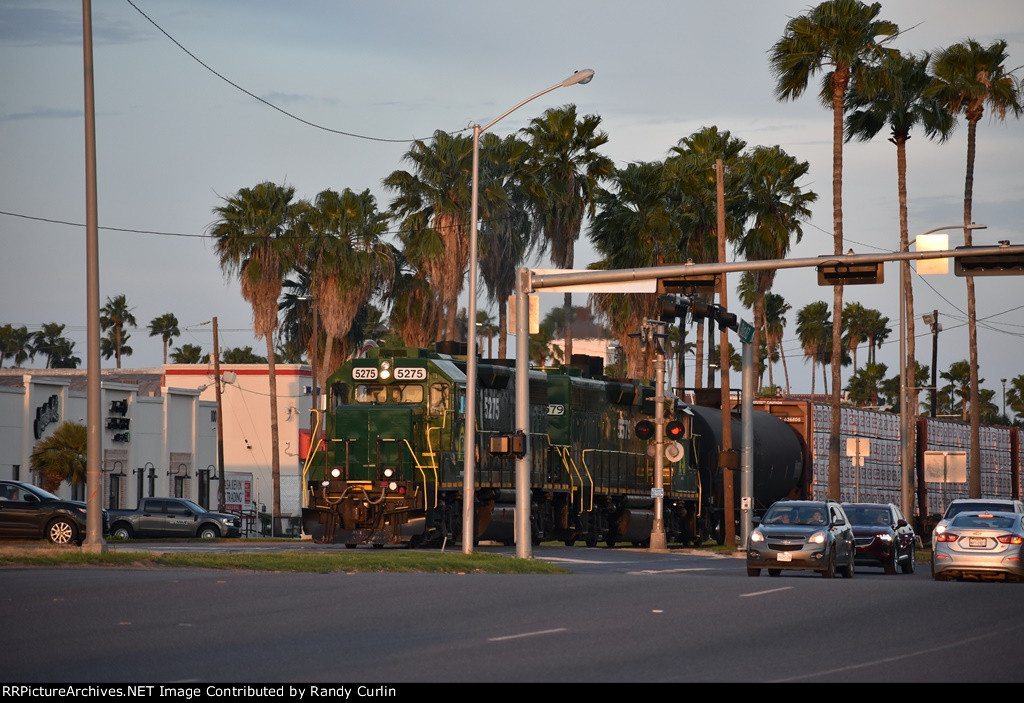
[776,552,792,562]
[969,537,986,547]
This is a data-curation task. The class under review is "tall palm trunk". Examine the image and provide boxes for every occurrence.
[781,345,791,396]
[828,71,847,502]
[265,333,282,536]
[964,115,981,497]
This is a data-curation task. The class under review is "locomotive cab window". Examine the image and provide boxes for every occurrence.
[389,384,424,404]
[331,382,350,409]
[355,385,387,404]
[429,383,450,415]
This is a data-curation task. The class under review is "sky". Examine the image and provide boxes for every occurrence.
[1,0,1023,401]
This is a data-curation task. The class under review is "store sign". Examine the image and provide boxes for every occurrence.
[225,471,254,512]
[33,395,59,440]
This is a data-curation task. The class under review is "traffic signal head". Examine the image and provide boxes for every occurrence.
[713,306,739,332]
[659,295,687,323]
[634,419,655,440]
[665,420,685,440]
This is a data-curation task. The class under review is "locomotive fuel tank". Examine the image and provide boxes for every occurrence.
[688,405,805,513]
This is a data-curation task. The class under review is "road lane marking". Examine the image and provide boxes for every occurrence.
[488,628,568,642]
[740,586,794,597]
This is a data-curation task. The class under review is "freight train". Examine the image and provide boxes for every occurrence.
[300,343,806,548]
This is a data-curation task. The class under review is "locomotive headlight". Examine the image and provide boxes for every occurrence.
[382,467,394,479]
[380,369,391,379]
[388,481,398,491]
[750,530,764,543]
[331,468,341,478]
[380,361,391,379]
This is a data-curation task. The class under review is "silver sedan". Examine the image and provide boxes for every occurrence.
[932,511,1024,582]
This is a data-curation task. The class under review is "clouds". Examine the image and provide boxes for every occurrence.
[0,0,1021,394]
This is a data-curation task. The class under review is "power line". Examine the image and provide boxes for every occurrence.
[124,0,463,143]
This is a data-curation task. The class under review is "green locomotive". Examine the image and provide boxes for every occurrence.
[300,343,704,547]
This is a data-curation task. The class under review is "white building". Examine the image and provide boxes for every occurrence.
[0,363,312,533]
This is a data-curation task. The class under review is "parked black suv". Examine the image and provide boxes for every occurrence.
[747,499,856,578]
[0,480,108,545]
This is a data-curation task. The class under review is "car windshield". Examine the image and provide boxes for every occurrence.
[949,513,1019,530]
[945,502,1016,519]
[845,507,890,526]
[764,505,828,526]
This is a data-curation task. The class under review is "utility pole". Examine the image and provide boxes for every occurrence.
[212,317,226,512]
[717,158,735,548]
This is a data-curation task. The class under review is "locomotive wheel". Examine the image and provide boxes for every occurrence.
[564,537,576,547]
[585,532,598,548]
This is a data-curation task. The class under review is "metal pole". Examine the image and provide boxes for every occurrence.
[81,0,105,553]
[740,339,754,550]
[515,269,531,558]
[650,324,667,551]
[462,124,481,555]
[463,69,595,556]
[899,257,913,520]
[930,311,939,418]
[213,317,226,512]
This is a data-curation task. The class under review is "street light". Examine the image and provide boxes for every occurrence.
[463,69,595,555]
[899,224,985,521]
[922,311,942,418]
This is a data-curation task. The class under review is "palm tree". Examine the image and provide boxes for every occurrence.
[845,48,956,433]
[940,360,972,421]
[929,38,1024,497]
[300,188,394,382]
[862,308,891,365]
[1005,374,1024,422]
[796,301,832,396]
[770,0,899,500]
[846,362,888,408]
[221,346,267,364]
[841,301,870,373]
[29,421,87,493]
[384,130,474,343]
[101,329,132,364]
[734,145,817,388]
[148,313,180,366]
[100,294,137,369]
[477,133,538,358]
[0,324,34,368]
[475,310,498,358]
[666,126,749,388]
[32,323,77,369]
[170,343,204,364]
[589,160,676,379]
[522,104,614,362]
[764,292,793,395]
[211,180,300,536]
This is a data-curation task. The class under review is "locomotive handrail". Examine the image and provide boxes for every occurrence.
[301,409,326,508]
[582,448,649,499]
[402,438,439,510]
[553,444,594,513]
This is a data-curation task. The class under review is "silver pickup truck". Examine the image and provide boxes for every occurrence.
[108,497,240,539]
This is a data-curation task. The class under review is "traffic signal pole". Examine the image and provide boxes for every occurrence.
[650,322,667,551]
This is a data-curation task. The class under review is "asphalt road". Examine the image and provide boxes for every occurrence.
[3,544,1023,684]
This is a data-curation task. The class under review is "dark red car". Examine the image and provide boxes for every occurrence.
[841,502,916,575]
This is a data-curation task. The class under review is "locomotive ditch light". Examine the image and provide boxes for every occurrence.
[330,467,341,478]
[634,419,655,440]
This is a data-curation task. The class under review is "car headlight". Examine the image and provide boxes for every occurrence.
[750,530,764,543]
[878,533,893,542]
[808,531,826,544]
